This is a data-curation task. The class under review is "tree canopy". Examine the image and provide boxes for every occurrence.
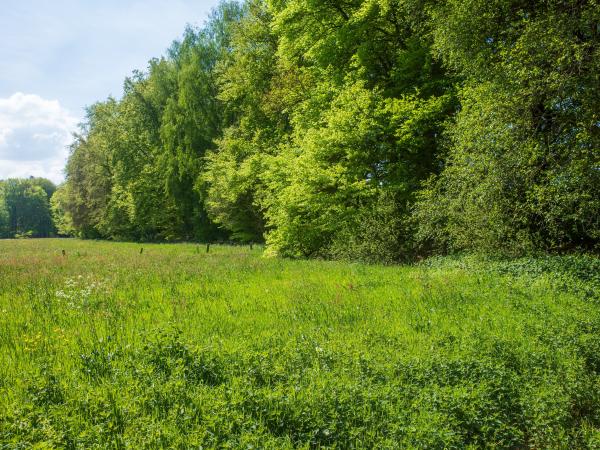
[0,178,56,238]
[54,0,599,259]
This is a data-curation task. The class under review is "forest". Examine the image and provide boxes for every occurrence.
[13,0,600,261]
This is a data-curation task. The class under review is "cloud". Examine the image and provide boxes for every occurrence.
[0,1,221,183]
[0,0,221,113]
[0,93,79,183]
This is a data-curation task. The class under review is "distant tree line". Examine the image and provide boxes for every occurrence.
[53,0,599,261]
[0,178,57,238]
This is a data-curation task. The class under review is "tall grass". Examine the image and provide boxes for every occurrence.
[0,239,599,448]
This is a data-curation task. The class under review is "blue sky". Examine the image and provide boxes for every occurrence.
[0,0,221,182]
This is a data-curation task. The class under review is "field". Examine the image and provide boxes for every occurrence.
[1,239,599,448]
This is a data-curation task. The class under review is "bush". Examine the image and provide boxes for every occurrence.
[326,191,414,264]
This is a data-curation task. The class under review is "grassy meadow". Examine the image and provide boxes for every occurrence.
[1,239,599,448]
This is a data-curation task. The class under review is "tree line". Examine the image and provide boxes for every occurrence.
[53,0,599,262]
[0,178,57,238]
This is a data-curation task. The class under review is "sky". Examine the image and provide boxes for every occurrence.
[0,0,221,183]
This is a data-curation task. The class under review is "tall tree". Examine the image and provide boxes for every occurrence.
[50,184,76,237]
[257,0,454,259]
[416,0,600,254]
[63,100,120,238]
[203,0,287,242]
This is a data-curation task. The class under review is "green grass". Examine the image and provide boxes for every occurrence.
[0,239,599,448]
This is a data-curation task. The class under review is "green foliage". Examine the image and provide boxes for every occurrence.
[1,239,600,447]
[263,80,452,258]
[253,0,455,260]
[159,4,243,241]
[63,101,120,238]
[0,185,9,238]
[60,6,242,242]
[204,128,268,242]
[203,0,286,243]
[423,253,600,301]
[50,185,76,237]
[0,178,56,238]
[58,0,598,258]
[417,0,600,254]
[325,190,412,264]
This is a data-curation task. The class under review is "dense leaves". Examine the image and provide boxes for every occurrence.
[416,0,600,255]
[0,178,56,238]
[58,0,598,258]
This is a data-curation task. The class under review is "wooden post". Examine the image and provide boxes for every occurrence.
[140,247,144,255]
[206,243,210,253]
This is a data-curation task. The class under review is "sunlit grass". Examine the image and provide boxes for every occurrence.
[0,239,599,448]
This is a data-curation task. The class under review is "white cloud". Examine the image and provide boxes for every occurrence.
[0,0,220,113]
[0,93,79,183]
